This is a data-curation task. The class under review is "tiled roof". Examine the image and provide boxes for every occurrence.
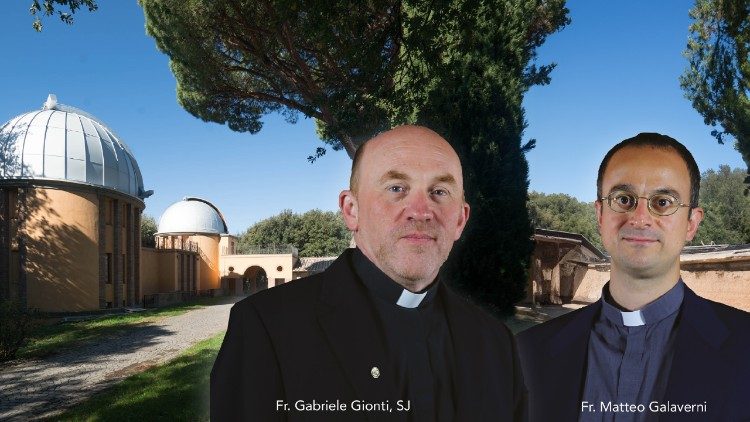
[681,244,750,262]
[532,228,606,259]
[295,256,337,273]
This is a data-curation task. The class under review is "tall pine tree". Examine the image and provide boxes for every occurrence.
[140,0,569,315]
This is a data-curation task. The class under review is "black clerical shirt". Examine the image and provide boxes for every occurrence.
[580,281,684,422]
[352,248,456,422]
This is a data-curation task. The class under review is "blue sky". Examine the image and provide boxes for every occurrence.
[0,1,745,233]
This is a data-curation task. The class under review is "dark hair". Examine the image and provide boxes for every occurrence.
[597,132,700,209]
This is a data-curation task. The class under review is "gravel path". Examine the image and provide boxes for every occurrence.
[0,297,240,421]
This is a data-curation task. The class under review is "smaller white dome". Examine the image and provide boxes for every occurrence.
[157,197,228,235]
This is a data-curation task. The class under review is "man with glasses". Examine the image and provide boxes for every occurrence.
[518,133,750,421]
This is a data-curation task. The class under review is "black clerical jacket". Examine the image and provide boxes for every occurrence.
[517,286,750,421]
[211,249,526,421]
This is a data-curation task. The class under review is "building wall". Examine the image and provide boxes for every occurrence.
[219,253,294,287]
[189,234,220,290]
[2,189,22,303]
[570,265,610,303]
[219,234,237,256]
[528,241,578,305]
[682,269,750,312]
[102,197,137,308]
[140,247,160,296]
[141,247,201,295]
[24,188,99,312]
[0,185,144,312]
[570,261,750,312]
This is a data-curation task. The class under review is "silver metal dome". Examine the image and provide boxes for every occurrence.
[0,94,151,201]
[157,197,229,235]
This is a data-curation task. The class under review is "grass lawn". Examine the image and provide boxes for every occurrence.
[19,296,234,360]
[42,310,541,421]
[52,332,224,422]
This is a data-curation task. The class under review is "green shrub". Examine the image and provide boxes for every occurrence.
[0,299,36,362]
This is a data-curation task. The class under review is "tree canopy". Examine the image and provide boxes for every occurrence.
[693,165,750,245]
[524,166,750,251]
[140,0,567,160]
[141,0,569,314]
[236,209,351,257]
[29,0,98,31]
[527,192,602,249]
[140,0,405,160]
[681,0,750,190]
[141,214,158,247]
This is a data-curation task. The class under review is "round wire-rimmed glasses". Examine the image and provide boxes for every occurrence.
[599,190,691,216]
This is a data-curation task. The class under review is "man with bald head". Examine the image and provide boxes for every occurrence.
[212,125,526,421]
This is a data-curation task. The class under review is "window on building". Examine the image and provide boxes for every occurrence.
[8,189,17,219]
[178,254,183,290]
[106,200,113,225]
[274,278,285,286]
[105,253,112,284]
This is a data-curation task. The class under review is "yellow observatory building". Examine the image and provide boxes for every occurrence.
[0,95,150,312]
[0,96,298,313]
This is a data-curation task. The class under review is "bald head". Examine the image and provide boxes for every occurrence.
[349,125,463,194]
[339,124,470,291]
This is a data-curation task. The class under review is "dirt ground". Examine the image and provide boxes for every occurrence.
[505,303,586,334]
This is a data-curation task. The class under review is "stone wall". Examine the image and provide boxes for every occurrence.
[570,258,750,312]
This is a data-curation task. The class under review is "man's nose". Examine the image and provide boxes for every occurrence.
[628,197,653,227]
[406,190,434,222]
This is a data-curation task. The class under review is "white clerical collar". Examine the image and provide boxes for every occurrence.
[620,310,645,326]
[601,280,685,327]
[352,248,439,309]
[396,289,427,308]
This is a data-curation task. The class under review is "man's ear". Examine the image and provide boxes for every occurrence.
[339,190,359,231]
[453,202,470,240]
[595,199,603,233]
[685,206,704,242]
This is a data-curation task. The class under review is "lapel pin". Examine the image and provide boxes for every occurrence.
[371,366,380,379]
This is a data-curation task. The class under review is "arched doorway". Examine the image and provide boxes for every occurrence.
[243,266,268,294]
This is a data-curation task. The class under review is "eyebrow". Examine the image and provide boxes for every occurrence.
[379,170,410,185]
[436,174,457,185]
[378,170,458,186]
[608,184,682,198]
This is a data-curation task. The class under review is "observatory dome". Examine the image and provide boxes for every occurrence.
[0,94,150,201]
[158,197,229,235]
